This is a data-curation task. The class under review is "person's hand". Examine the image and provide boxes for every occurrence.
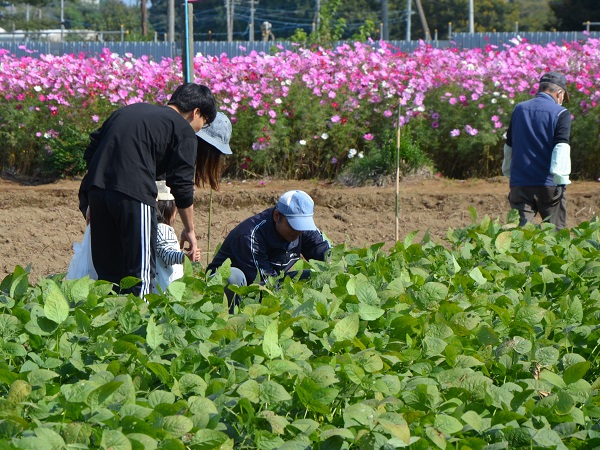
[180,229,199,262]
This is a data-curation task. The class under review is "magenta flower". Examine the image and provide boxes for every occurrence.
[363,133,374,141]
[92,115,100,123]
[331,115,341,123]
[465,125,479,136]
[450,129,460,137]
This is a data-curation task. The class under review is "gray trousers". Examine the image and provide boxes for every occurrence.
[508,185,567,230]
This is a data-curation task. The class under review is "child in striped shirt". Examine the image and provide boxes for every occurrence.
[154,181,200,292]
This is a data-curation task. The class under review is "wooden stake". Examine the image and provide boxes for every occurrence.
[207,189,213,267]
[395,101,401,243]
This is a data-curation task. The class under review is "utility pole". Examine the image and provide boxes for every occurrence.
[249,0,257,42]
[468,0,474,33]
[314,0,321,33]
[60,0,64,41]
[381,0,388,40]
[224,0,235,42]
[168,0,175,42]
[413,0,430,40]
[141,0,148,36]
[405,0,411,41]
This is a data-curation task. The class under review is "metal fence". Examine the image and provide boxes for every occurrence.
[1,31,599,59]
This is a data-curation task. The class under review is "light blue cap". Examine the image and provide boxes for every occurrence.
[196,111,232,155]
[276,190,316,231]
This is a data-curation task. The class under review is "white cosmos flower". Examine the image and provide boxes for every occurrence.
[358,151,364,158]
[321,133,329,140]
[299,140,306,146]
[275,98,282,104]
[348,148,357,158]
[34,86,42,92]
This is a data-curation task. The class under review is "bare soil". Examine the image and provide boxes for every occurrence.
[1,176,599,282]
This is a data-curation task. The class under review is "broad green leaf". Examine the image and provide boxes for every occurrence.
[27,369,59,386]
[237,379,260,403]
[539,370,566,389]
[177,373,207,397]
[434,414,463,435]
[86,381,123,409]
[331,313,359,342]
[148,390,175,407]
[495,231,512,253]
[556,390,575,415]
[461,410,483,432]
[563,361,590,385]
[357,303,384,321]
[355,350,384,373]
[146,315,163,350]
[7,380,31,403]
[469,267,487,285]
[147,362,170,384]
[42,280,70,325]
[259,380,292,404]
[33,428,65,449]
[263,319,282,360]
[532,429,566,449]
[566,297,583,324]
[535,346,560,367]
[424,336,447,357]
[63,422,92,445]
[355,277,379,305]
[425,426,447,449]
[100,429,131,450]
[311,365,338,387]
[162,415,193,437]
[257,410,289,435]
[190,429,229,450]
[343,402,375,428]
[167,281,186,302]
[296,378,339,415]
[127,433,158,450]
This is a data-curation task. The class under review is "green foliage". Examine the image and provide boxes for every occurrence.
[1,216,600,448]
[339,126,433,186]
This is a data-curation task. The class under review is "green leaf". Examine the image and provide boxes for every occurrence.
[434,414,463,435]
[42,279,70,324]
[563,361,590,385]
[257,410,289,435]
[27,369,59,386]
[461,410,483,432]
[177,373,207,397]
[7,380,31,404]
[33,428,65,449]
[343,402,375,428]
[469,267,487,285]
[357,303,384,321]
[146,315,163,350]
[331,313,359,342]
[148,390,176,407]
[146,362,170,384]
[556,390,575,415]
[425,426,447,449]
[237,379,260,403]
[355,276,379,305]
[166,281,186,302]
[100,429,131,450]
[190,429,229,450]
[495,231,512,253]
[259,380,292,403]
[162,415,193,437]
[263,319,282,360]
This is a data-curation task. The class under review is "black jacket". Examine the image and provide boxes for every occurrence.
[79,103,197,210]
[207,207,331,283]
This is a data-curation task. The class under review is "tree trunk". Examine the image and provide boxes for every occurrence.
[141,0,148,37]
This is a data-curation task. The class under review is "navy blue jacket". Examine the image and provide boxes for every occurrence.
[506,92,571,187]
[207,207,331,283]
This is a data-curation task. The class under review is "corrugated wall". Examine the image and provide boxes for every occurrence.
[1,32,598,59]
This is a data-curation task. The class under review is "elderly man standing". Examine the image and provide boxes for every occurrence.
[503,71,572,230]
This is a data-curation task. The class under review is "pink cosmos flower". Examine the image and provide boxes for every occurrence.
[331,115,341,123]
[465,125,479,136]
[92,115,100,123]
[363,133,374,141]
[450,129,460,137]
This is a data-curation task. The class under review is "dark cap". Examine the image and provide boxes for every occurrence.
[539,71,569,103]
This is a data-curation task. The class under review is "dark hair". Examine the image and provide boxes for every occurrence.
[168,83,217,124]
[195,137,224,190]
[538,82,560,95]
[156,199,177,225]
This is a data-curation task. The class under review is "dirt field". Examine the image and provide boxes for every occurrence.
[1,176,598,282]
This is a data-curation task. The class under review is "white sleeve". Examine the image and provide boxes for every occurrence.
[502,144,512,178]
[550,142,571,185]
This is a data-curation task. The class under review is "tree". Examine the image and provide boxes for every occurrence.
[549,0,599,31]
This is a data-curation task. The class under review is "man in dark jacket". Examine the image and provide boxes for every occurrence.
[207,190,331,310]
[79,83,217,296]
[503,71,572,230]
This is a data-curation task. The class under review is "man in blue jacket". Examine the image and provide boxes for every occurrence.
[207,190,331,311]
[502,71,572,230]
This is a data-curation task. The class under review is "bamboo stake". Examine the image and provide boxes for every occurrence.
[206,189,213,267]
[395,101,402,242]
